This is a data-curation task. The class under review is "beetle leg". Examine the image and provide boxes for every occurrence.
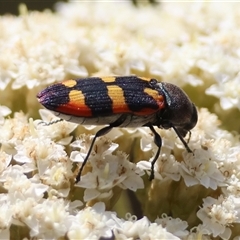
[148,125,162,181]
[76,115,127,182]
[75,125,113,182]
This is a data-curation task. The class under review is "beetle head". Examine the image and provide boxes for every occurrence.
[157,82,198,137]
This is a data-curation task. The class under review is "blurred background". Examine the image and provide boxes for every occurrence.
[0,0,67,15]
[0,0,158,15]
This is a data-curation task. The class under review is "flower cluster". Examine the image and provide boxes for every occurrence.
[1,1,240,239]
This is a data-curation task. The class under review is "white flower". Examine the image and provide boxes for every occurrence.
[0,112,30,154]
[71,135,144,202]
[2,1,240,239]
[223,175,240,197]
[138,153,181,181]
[24,198,71,238]
[70,134,119,159]
[155,214,189,238]
[197,195,240,239]
[186,224,212,240]
[138,127,181,181]
[0,194,12,239]
[213,140,240,184]
[140,127,176,153]
[78,151,144,202]
[11,39,72,89]
[0,167,48,202]
[11,197,38,227]
[136,160,163,181]
[114,214,181,240]
[0,105,11,124]
[0,68,12,91]
[0,151,12,174]
[180,148,225,190]
[191,108,221,140]
[141,222,181,240]
[42,161,72,198]
[14,136,67,174]
[67,202,116,240]
[206,76,240,110]
[35,109,78,145]
[11,134,72,195]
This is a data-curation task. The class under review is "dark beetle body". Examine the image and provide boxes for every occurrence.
[37,76,197,134]
[37,76,198,181]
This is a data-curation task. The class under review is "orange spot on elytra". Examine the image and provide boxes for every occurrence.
[107,85,129,114]
[101,76,117,83]
[57,89,92,117]
[144,88,165,109]
[62,79,77,88]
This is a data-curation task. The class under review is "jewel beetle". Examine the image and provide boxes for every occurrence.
[37,76,198,182]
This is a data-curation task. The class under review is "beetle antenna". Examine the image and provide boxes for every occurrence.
[186,131,192,144]
[38,119,63,126]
